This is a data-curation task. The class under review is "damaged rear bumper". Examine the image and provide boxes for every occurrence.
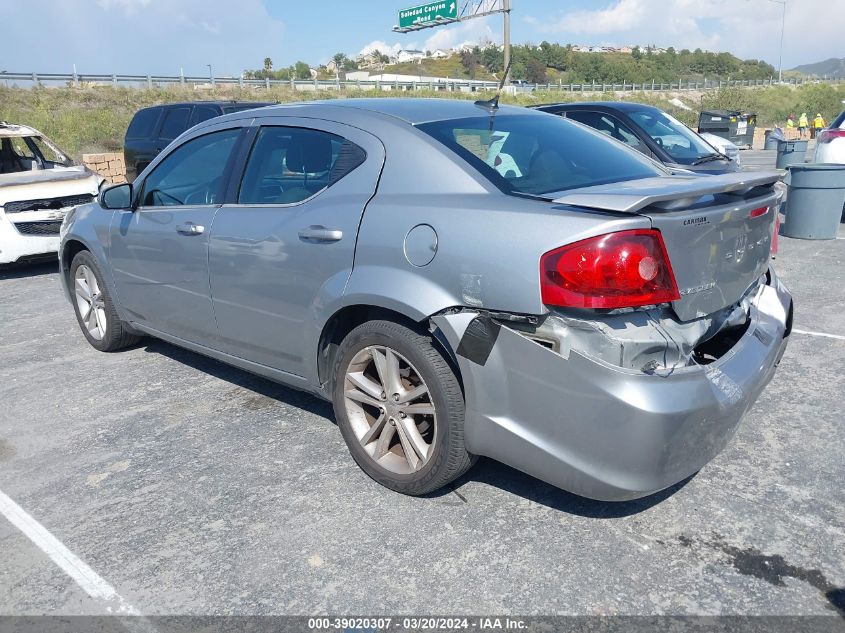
[432,269,793,502]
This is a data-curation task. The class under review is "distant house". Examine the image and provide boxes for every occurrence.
[431,49,451,59]
[325,60,339,73]
[618,46,633,54]
[397,49,425,63]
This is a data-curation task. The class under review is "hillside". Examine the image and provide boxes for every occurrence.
[374,58,498,81]
[792,57,845,78]
[2,82,843,159]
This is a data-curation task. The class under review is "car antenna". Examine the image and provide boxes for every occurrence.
[475,58,513,112]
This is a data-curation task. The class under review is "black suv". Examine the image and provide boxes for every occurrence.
[123,101,271,181]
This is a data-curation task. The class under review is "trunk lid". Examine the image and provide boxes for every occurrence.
[553,172,781,321]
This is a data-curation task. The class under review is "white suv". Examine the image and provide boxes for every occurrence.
[0,123,101,264]
[814,110,845,164]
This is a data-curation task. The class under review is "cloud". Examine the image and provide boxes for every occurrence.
[358,40,406,57]
[95,0,152,14]
[523,0,839,68]
[422,16,497,52]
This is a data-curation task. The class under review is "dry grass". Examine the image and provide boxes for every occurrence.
[1,83,842,160]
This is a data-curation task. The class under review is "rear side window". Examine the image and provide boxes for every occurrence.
[833,110,845,129]
[238,126,365,205]
[418,114,662,196]
[126,107,161,140]
[159,107,191,140]
[190,105,220,127]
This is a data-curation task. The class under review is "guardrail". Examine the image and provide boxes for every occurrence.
[0,71,842,93]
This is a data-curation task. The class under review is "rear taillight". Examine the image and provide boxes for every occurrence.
[540,229,680,309]
[749,206,769,219]
[817,129,845,144]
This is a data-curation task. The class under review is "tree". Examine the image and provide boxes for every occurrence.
[332,53,348,68]
[632,46,643,61]
[263,57,273,72]
[525,58,547,84]
[294,61,311,79]
[460,50,478,79]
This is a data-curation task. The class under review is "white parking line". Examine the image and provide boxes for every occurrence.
[0,488,140,615]
[793,328,845,341]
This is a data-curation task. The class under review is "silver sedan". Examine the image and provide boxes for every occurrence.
[59,99,792,501]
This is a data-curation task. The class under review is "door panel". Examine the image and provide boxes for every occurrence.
[110,127,242,344]
[209,119,384,376]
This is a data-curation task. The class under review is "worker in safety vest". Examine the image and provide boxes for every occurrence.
[786,114,795,128]
[812,113,826,139]
[798,112,809,138]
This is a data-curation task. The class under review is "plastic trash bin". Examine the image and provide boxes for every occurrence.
[764,128,783,150]
[776,139,809,169]
[782,164,845,240]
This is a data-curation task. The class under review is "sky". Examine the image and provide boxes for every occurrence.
[3,0,843,78]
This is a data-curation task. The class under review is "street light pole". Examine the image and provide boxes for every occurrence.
[775,0,786,83]
[207,63,214,87]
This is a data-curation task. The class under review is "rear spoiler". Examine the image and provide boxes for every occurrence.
[553,171,782,214]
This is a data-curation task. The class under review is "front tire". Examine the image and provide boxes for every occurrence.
[69,251,140,352]
[332,320,475,495]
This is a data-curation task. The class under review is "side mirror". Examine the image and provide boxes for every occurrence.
[100,183,133,210]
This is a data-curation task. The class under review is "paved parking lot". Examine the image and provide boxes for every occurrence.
[1,204,844,615]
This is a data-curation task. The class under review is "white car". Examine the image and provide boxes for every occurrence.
[0,123,101,265]
[813,110,845,164]
[699,132,741,167]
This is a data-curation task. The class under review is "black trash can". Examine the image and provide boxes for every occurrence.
[698,110,756,148]
[776,139,809,169]
[782,164,845,240]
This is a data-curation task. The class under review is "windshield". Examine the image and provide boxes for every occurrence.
[627,109,719,164]
[0,133,74,173]
[417,114,663,196]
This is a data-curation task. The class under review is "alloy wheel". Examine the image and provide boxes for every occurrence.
[74,264,107,341]
[343,345,437,475]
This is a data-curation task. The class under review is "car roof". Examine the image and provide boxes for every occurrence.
[0,122,40,138]
[534,101,658,114]
[138,101,272,111]
[257,98,540,125]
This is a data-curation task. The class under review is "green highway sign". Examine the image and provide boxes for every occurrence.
[398,1,458,28]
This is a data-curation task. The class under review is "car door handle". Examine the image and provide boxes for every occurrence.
[176,222,205,235]
[298,226,343,243]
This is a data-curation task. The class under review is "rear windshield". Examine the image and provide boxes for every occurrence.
[417,114,663,196]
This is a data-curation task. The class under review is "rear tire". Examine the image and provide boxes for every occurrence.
[332,320,475,495]
[69,251,140,352]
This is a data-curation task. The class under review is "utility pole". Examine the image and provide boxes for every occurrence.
[503,0,511,84]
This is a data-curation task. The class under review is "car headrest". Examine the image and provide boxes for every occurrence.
[286,135,333,174]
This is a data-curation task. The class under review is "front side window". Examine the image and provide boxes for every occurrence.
[159,107,191,141]
[627,109,717,164]
[418,114,663,196]
[190,106,220,127]
[238,126,365,205]
[565,111,647,154]
[140,128,240,207]
[9,137,35,160]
